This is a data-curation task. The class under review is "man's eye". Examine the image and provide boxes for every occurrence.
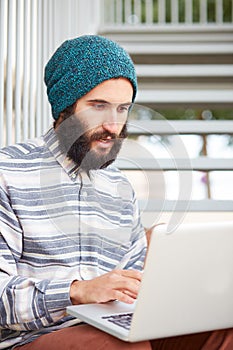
[94,104,106,110]
[118,106,129,113]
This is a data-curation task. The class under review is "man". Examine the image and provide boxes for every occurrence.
[0,35,232,350]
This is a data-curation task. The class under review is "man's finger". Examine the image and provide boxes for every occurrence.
[119,269,142,281]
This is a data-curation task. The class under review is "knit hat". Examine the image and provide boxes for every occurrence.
[44,35,137,120]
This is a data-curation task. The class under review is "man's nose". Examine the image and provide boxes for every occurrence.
[102,112,119,134]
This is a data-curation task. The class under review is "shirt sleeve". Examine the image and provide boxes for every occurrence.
[0,173,73,331]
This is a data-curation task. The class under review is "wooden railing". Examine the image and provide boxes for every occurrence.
[101,0,233,26]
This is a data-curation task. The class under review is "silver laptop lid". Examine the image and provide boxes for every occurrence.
[130,221,233,341]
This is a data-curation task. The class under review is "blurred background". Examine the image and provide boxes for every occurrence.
[0,0,232,226]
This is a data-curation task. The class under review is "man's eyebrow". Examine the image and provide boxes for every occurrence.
[120,102,132,106]
[87,99,132,106]
[87,99,110,104]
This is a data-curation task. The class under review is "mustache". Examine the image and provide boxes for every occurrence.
[88,131,122,143]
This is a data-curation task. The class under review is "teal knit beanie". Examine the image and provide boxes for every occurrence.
[44,35,137,120]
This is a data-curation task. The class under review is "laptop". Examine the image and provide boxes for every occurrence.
[67,221,233,342]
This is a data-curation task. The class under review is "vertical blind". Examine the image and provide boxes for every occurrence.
[0,0,101,148]
[0,0,55,147]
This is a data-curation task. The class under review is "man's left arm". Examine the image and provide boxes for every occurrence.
[121,194,148,271]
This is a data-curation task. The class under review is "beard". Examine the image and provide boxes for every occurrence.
[56,114,128,172]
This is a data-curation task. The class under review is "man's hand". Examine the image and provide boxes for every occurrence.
[70,269,142,305]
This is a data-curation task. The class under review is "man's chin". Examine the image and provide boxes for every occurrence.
[80,155,116,171]
[93,147,114,157]
[66,148,115,171]
[91,141,114,153]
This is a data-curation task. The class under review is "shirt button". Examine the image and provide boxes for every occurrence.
[71,173,76,179]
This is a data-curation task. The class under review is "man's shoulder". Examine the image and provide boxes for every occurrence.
[0,137,45,161]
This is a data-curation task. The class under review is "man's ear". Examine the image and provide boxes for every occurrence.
[54,114,64,129]
[54,100,79,130]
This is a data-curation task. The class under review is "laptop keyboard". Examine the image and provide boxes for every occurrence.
[102,313,133,330]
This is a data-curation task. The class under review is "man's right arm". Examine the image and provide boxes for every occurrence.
[0,176,73,331]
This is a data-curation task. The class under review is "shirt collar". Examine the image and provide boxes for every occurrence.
[43,127,79,179]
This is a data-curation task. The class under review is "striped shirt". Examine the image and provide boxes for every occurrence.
[0,127,147,349]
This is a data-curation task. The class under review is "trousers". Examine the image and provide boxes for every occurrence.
[14,324,233,350]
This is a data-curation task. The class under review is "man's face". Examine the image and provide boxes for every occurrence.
[56,78,133,171]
